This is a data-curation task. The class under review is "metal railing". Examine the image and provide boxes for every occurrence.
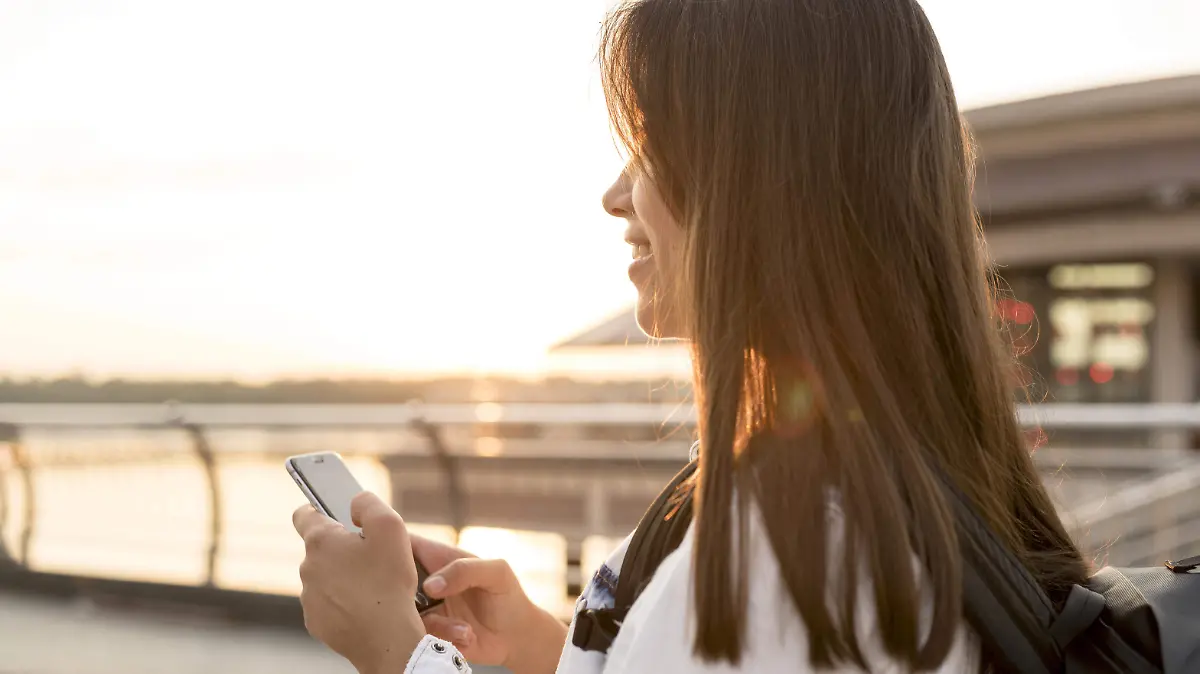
[1067,460,1200,567]
[2,400,1200,429]
[0,406,474,587]
[1,402,1199,598]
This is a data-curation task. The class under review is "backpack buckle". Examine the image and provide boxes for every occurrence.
[1165,555,1200,573]
[571,608,623,653]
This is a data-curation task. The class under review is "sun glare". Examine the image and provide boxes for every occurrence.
[0,0,1197,378]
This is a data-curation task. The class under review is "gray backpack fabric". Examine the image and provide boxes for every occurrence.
[947,468,1200,673]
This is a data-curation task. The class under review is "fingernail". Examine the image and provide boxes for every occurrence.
[424,575,446,595]
[453,624,470,640]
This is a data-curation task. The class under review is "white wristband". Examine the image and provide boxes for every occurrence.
[405,634,470,674]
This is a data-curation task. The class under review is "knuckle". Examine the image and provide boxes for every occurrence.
[307,530,326,551]
[304,526,332,552]
[298,560,314,583]
[292,505,318,530]
[362,510,405,538]
[377,511,406,534]
[489,558,515,579]
[440,558,467,578]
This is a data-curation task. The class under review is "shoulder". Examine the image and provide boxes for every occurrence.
[604,495,979,673]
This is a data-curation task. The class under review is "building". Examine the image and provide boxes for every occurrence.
[552,75,1200,447]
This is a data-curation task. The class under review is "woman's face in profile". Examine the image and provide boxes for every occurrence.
[602,166,687,340]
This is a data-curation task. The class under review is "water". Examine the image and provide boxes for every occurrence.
[0,422,610,619]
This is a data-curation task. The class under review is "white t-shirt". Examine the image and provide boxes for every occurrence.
[405,494,980,674]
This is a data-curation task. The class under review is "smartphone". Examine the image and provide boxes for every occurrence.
[286,452,443,614]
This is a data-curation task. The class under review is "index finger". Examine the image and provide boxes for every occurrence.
[291,503,332,539]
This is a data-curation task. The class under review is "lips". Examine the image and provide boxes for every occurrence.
[625,230,652,260]
[627,236,654,283]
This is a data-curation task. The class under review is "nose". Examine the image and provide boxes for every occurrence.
[602,170,634,218]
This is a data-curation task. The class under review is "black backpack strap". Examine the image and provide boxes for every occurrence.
[938,472,1063,674]
[616,460,698,610]
[571,460,698,653]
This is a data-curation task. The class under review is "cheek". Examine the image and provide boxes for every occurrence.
[632,182,684,261]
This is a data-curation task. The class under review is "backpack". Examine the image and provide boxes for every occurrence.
[571,459,1200,673]
[571,461,697,653]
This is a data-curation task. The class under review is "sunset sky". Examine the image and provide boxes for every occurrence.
[1,0,1198,379]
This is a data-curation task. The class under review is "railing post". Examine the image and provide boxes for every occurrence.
[410,415,467,544]
[0,423,22,566]
[0,423,36,567]
[0,441,7,566]
[18,438,34,566]
[182,422,222,588]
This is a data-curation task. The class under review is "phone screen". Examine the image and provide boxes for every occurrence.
[287,452,443,613]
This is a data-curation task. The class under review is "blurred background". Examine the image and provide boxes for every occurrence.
[1,1,1200,673]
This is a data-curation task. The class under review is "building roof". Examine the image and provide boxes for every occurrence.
[551,307,649,350]
[964,74,1200,135]
[555,75,1200,350]
[965,74,1200,161]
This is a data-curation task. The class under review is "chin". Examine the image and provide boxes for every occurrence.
[635,301,661,339]
[635,296,685,340]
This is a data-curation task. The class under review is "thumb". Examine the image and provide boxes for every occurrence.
[422,612,475,649]
[423,557,516,599]
[411,533,474,572]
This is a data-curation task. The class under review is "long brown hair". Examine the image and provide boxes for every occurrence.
[600,0,1087,669]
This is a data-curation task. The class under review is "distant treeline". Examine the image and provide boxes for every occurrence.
[0,377,431,404]
[0,376,691,404]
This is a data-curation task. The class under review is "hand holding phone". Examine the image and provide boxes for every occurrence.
[286,452,443,614]
[291,488,429,672]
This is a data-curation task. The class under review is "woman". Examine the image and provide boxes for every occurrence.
[292,0,1089,672]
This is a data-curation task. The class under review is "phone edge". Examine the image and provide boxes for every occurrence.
[286,457,334,519]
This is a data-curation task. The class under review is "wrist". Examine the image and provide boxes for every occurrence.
[357,615,426,674]
[357,643,418,674]
[503,606,569,674]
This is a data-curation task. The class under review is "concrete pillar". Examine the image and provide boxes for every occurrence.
[584,481,609,536]
[565,534,585,597]
[1151,258,1195,449]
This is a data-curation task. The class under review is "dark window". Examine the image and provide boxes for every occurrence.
[1003,262,1155,406]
